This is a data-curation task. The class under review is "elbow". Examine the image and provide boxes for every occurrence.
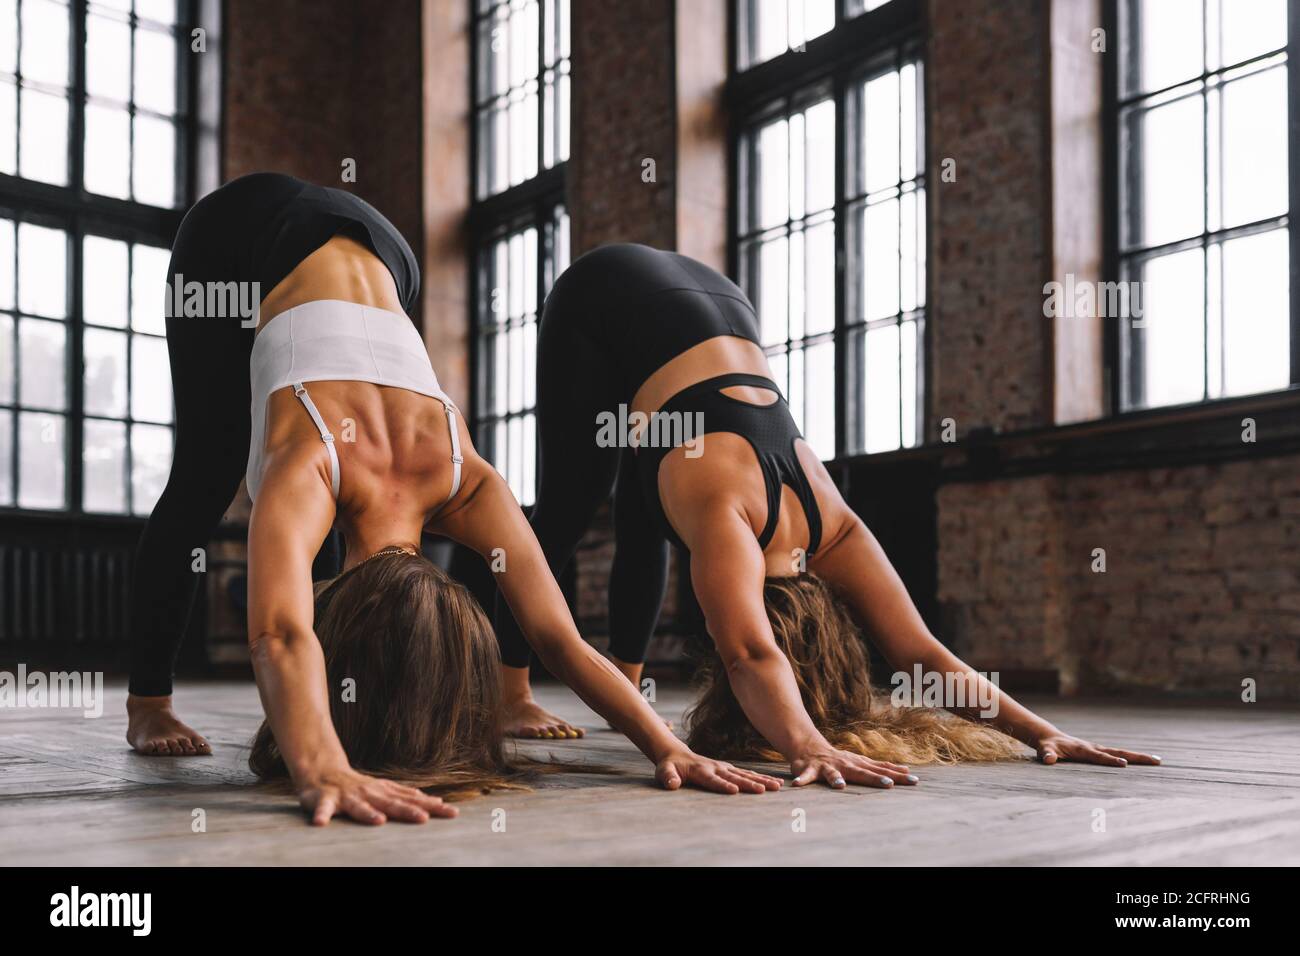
[247,629,298,669]
[720,642,782,680]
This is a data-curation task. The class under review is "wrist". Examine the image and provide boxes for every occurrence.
[785,731,833,761]
[287,750,350,786]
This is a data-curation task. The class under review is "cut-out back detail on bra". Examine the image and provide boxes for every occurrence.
[634,372,823,556]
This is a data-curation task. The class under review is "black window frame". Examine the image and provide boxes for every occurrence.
[728,0,928,463]
[0,0,207,519]
[467,0,569,507]
[1103,0,1300,415]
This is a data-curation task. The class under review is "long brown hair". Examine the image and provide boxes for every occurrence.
[684,574,1025,765]
[249,551,530,798]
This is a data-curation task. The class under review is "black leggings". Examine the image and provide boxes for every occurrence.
[127,313,255,696]
[493,309,670,668]
[492,244,760,669]
[127,313,340,696]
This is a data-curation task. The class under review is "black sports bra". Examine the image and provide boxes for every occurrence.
[635,373,823,556]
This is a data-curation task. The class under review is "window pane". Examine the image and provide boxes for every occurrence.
[135,0,177,27]
[18,87,68,185]
[805,219,835,336]
[0,80,15,175]
[863,197,900,321]
[86,12,132,104]
[1125,0,1203,95]
[131,423,172,514]
[756,235,788,345]
[0,313,12,402]
[131,334,173,423]
[132,114,177,207]
[1221,66,1287,228]
[134,27,177,115]
[754,118,789,230]
[18,222,67,318]
[131,244,170,333]
[521,411,536,507]
[1219,0,1286,66]
[0,218,13,309]
[900,317,918,448]
[83,327,128,417]
[18,317,65,410]
[862,68,900,194]
[804,99,835,214]
[83,235,130,327]
[83,417,127,513]
[18,410,65,509]
[0,0,15,74]
[0,410,11,505]
[84,103,131,199]
[1124,95,1205,248]
[802,338,834,459]
[862,322,900,453]
[1133,247,1205,407]
[1221,228,1289,397]
[20,0,69,88]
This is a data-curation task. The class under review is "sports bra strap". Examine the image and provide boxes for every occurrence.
[440,399,463,502]
[292,383,341,498]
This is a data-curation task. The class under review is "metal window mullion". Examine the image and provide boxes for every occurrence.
[833,67,847,459]
[124,242,134,513]
[537,0,546,175]
[14,0,23,175]
[127,6,138,201]
[67,1,87,513]
[8,229,18,499]
[1200,0,1211,402]
[1290,0,1299,385]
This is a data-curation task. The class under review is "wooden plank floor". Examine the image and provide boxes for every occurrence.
[2,681,1298,866]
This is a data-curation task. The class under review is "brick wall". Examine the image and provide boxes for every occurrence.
[928,0,1300,699]
[939,458,1300,698]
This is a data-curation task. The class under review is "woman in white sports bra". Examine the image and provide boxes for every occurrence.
[125,173,781,826]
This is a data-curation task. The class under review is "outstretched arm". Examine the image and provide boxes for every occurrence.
[248,455,458,825]
[434,462,781,795]
[811,513,1160,768]
[687,504,916,789]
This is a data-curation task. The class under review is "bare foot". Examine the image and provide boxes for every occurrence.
[503,698,585,740]
[126,695,213,756]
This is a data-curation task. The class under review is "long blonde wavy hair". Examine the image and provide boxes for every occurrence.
[684,574,1026,765]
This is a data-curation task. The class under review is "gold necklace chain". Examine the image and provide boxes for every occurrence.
[349,545,418,572]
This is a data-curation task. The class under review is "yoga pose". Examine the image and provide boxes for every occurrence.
[495,243,1161,787]
[126,175,781,824]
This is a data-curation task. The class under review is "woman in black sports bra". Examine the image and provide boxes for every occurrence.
[497,243,1161,787]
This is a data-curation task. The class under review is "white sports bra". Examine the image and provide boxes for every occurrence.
[247,299,462,503]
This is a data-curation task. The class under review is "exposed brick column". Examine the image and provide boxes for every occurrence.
[927,0,1053,437]
[420,0,472,406]
[568,0,677,254]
